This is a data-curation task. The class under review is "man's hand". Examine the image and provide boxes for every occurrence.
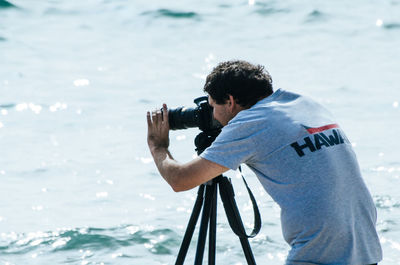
[147,104,170,153]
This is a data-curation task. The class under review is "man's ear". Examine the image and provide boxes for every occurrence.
[228,95,246,114]
[227,94,236,112]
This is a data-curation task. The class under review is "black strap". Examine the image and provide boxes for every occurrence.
[218,166,261,238]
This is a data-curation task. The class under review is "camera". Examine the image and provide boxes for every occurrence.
[166,96,222,133]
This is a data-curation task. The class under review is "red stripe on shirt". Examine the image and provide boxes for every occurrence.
[306,123,339,134]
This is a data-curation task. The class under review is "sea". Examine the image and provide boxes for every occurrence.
[0,0,399,264]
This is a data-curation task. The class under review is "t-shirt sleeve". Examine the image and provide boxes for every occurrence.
[199,122,257,170]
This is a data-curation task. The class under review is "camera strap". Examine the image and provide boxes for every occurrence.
[218,166,261,238]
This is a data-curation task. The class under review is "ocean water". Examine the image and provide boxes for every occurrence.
[1,0,399,264]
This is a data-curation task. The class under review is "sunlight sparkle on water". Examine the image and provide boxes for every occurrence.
[17,231,48,246]
[96,191,108,198]
[139,157,153,164]
[393,101,399,108]
[192,73,207,79]
[29,103,42,114]
[176,207,190,213]
[204,53,216,70]
[80,249,93,259]
[52,238,70,248]
[16,103,28,111]
[277,252,287,261]
[176,134,186,140]
[381,237,400,251]
[204,53,215,63]
[32,205,44,211]
[142,224,155,231]
[126,225,139,234]
[376,19,383,27]
[111,253,123,258]
[389,239,400,251]
[106,179,114,185]
[50,102,67,112]
[140,193,155,201]
[73,79,90,87]
[14,102,42,113]
[0,121,3,128]
[30,239,43,246]
[144,243,153,249]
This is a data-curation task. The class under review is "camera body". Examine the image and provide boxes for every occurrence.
[167,96,222,133]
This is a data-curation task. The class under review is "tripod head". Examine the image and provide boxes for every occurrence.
[194,130,220,155]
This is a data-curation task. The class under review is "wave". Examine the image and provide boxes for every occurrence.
[252,2,290,16]
[141,9,200,20]
[43,7,81,16]
[0,103,15,109]
[384,23,400,30]
[0,225,181,256]
[304,10,328,23]
[0,0,16,9]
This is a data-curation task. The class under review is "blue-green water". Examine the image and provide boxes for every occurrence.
[1,0,399,264]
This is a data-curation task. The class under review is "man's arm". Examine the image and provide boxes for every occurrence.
[147,104,229,192]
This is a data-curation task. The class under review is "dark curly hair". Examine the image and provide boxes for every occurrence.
[203,60,273,108]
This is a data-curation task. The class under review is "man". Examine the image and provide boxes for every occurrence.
[146,60,382,264]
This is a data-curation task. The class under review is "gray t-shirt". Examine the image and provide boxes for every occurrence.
[200,89,382,264]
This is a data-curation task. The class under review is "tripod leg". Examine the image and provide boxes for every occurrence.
[175,185,205,265]
[194,182,216,265]
[208,181,218,265]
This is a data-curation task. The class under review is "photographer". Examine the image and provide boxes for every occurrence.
[146,60,382,265]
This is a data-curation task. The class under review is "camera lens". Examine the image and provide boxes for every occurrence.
[163,96,222,132]
[168,107,199,130]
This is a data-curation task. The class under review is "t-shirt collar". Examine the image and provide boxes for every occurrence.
[251,88,283,108]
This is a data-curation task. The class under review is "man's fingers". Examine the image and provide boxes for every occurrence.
[162,104,168,124]
[156,110,162,123]
[147,105,169,132]
[146,111,152,128]
[152,110,158,123]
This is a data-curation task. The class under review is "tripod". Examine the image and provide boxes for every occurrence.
[175,131,260,265]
